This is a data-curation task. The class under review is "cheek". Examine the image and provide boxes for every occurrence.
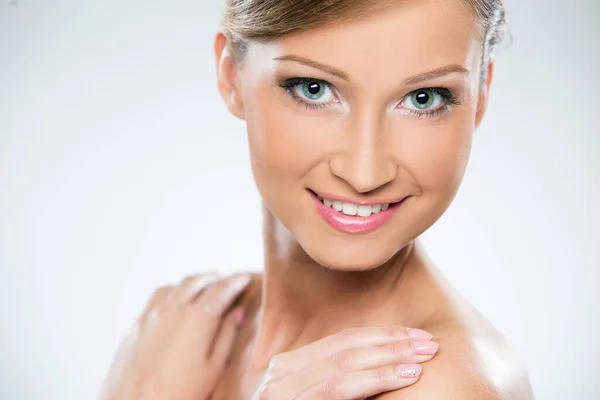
[244,86,336,184]
[394,115,473,195]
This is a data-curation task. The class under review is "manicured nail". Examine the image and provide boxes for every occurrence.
[407,328,433,341]
[411,340,439,355]
[396,364,422,378]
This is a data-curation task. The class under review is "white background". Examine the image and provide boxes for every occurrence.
[0,1,598,399]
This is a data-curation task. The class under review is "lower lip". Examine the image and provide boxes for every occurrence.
[309,191,405,234]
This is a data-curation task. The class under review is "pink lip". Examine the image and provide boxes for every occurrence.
[309,190,407,234]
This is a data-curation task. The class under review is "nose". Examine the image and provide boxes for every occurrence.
[329,107,397,194]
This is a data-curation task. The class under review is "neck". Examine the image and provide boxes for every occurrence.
[248,206,426,371]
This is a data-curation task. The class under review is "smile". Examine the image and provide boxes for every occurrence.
[317,195,390,217]
[308,190,407,234]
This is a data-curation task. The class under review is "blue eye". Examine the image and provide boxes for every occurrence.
[293,80,336,103]
[403,89,445,111]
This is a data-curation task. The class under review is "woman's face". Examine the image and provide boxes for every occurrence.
[216,0,493,270]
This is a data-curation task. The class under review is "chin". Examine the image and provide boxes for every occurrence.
[298,236,408,272]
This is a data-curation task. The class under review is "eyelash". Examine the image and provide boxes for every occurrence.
[278,77,461,119]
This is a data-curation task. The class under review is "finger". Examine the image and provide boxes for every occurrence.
[270,339,438,395]
[270,326,432,372]
[170,273,221,304]
[209,307,245,366]
[142,285,175,314]
[295,363,422,400]
[192,273,252,316]
[189,274,252,345]
[327,340,438,372]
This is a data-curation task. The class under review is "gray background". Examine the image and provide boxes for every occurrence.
[0,0,598,399]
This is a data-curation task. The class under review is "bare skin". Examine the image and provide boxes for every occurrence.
[100,0,534,398]
[99,273,251,400]
[210,244,533,399]
[101,272,439,400]
[211,0,534,398]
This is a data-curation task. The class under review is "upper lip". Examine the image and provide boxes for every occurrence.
[309,189,408,206]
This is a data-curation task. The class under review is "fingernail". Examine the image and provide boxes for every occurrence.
[187,274,221,300]
[407,328,433,341]
[233,307,245,326]
[230,274,252,290]
[396,364,422,378]
[411,340,439,355]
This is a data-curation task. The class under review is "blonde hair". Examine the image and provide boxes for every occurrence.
[222,0,507,83]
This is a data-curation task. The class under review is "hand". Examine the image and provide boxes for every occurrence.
[99,273,252,400]
[251,326,439,400]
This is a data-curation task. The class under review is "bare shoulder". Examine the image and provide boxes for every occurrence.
[375,318,534,400]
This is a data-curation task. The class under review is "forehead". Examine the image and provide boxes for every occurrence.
[248,0,483,83]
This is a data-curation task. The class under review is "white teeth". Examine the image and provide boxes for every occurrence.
[357,205,372,217]
[332,201,343,212]
[318,195,391,217]
[342,203,358,216]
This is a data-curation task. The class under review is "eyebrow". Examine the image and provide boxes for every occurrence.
[273,54,469,84]
[273,55,351,80]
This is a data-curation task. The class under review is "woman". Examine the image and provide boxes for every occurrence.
[100,0,534,398]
